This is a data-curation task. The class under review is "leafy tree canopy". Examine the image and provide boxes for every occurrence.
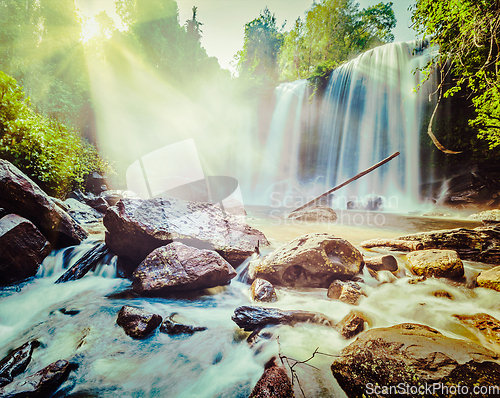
[411,0,500,148]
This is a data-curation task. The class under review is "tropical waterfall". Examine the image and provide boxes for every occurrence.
[249,40,438,211]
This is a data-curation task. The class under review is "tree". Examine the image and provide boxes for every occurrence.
[235,7,284,85]
[278,1,396,83]
[411,0,500,148]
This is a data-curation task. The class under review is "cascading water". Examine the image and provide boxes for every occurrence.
[252,41,438,211]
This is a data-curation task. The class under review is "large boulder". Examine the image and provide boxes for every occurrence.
[0,214,52,285]
[249,357,294,398]
[250,233,363,288]
[132,242,237,295]
[63,198,103,224]
[406,249,464,279]
[116,305,162,339]
[0,359,70,397]
[397,225,500,264]
[331,323,500,398]
[476,266,500,291]
[0,160,88,247]
[454,313,500,348]
[103,198,269,267]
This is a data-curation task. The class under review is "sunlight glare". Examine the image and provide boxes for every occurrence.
[81,16,100,43]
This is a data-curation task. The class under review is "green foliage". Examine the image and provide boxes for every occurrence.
[0,71,111,197]
[235,7,285,85]
[278,1,396,82]
[411,0,500,149]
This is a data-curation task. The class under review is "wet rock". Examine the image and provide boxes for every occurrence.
[63,198,103,224]
[476,266,500,291]
[0,341,39,387]
[0,359,71,397]
[231,306,335,332]
[85,196,109,214]
[0,159,88,248]
[331,323,500,398]
[287,206,337,222]
[337,311,368,339]
[469,209,500,222]
[249,357,294,398]
[55,243,109,283]
[103,197,268,267]
[364,255,398,272]
[327,280,365,305]
[251,279,277,303]
[397,225,500,264]
[160,313,207,335]
[132,242,237,295]
[85,171,107,194]
[116,305,162,339]
[454,313,500,347]
[100,190,140,207]
[407,249,464,279]
[0,214,52,285]
[250,233,363,288]
[408,275,427,284]
[433,290,454,299]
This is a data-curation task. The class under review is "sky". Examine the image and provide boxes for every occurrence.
[76,0,418,72]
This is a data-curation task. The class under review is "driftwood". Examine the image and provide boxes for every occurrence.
[55,242,108,283]
[360,239,423,252]
[290,151,400,214]
[363,255,398,272]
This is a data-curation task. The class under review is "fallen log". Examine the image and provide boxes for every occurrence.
[363,255,398,272]
[55,242,108,283]
[360,239,423,252]
[290,151,400,215]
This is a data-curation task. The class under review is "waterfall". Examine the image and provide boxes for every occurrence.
[251,40,437,211]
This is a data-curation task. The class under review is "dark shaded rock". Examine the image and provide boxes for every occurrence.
[85,196,109,214]
[454,313,500,347]
[0,359,70,397]
[132,242,237,295]
[0,341,39,387]
[327,280,365,305]
[0,208,8,219]
[63,199,103,224]
[331,323,500,398]
[0,160,88,248]
[249,357,294,398]
[160,313,207,335]
[398,225,500,264]
[0,215,52,285]
[251,279,277,303]
[364,255,398,272]
[476,265,500,291]
[116,305,162,339]
[250,233,363,288]
[287,206,337,222]
[103,198,268,267]
[407,249,464,279]
[231,306,335,332]
[55,243,108,283]
[337,311,367,339]
[85,171,107,194]
[433,290,454,299]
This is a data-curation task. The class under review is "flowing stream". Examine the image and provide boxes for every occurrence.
[1,210,499,397]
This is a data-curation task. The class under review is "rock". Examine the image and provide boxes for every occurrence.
[85,196,109,214]
[408,275,427,284]
[397,225,500,264]
[85,171,107,194]
[364,255,398,272]
[337,311,368,339]
[249,357,294,398]
[231,306,335,332]
[55,243,109,283]
[100,190,140,207]
[103,197,268,267]
[476,266,500,291]
[250,233,363,288]
[251,279,277,303]
[0,341,39,387]
[331,323,500,398]
[327,280,365,305]
[160,313,207,335]
[116,305,162,339]
[132,242,237,295]
[0,214,52,285]
[287,206,337,222]
[0,208,9,218]
[406,249,464,279]
[0,159,88,248]
[0,359,71,397]
[454,313,500,347]
[433,290,454,299]
[63,198,103,224]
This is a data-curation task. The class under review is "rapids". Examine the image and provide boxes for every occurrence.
[1,209,499,397]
